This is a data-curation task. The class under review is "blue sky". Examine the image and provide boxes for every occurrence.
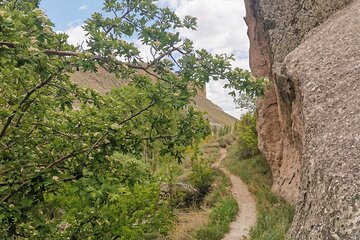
[40,0,250,118]
[40,1,103,31]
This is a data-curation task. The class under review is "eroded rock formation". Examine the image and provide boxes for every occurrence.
[245,0,360,238]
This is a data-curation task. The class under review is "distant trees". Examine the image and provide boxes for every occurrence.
[0,0,264,238]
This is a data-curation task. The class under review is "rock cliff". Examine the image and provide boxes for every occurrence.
[245,0,360,238]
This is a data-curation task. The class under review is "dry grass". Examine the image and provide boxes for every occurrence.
[162,139,236,240]
[162,209,210,240]
[193,95,238,126]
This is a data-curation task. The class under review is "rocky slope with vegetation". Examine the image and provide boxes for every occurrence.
[244,0,359,238]
[71,69,237,127]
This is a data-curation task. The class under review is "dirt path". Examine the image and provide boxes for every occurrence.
[216,148,257,240]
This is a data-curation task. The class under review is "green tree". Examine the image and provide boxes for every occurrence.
[0,0,263,238]
[235,112,259,159]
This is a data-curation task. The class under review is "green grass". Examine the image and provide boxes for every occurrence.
[164,139,238,240]
[191,169,238,240]
[173,152,238,240]
[193,196,238,240]
[223,147,295,240]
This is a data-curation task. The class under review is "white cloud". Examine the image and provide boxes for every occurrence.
[134,40,153,62]
[172,0,250,118]
[64,25,88,48]
[206,79,246,119]
[232,57,250,70]
[174,0,248,54]
[78,4,87,11]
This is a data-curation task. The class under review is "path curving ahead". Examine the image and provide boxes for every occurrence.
[216,148,257,240]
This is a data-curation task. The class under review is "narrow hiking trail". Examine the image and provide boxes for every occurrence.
[215,148,257,240]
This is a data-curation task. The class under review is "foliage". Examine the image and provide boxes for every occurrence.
[234,92,257,112]
[45,154,173,240]
[235,112,259,158]
[202,168,230,208]
[217,134,235,148]
[217,125,232,137]
[155,154,185,207]
[212,125,231,138]
[226,73,270,112]
[189,159,214,197]
[157,141,218,208]
[225,150,295,240]
[0,0,264,238]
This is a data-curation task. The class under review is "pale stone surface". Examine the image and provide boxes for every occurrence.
[256,0,353,64]
[279,1,360,238]
[245,0,359,238]
[245,0,355,204]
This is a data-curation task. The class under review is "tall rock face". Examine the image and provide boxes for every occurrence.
[245,0,360,239]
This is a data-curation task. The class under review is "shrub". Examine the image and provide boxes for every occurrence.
[217,137,228,148]
[189,159,214,197]
[44,154,173,239]
[217,134,235,148]
[235,112,259,159]
[217,125,232,137]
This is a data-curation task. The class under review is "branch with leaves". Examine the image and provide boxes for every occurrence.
[0,0,264,238]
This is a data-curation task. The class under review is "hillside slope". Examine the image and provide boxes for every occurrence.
[70,69,237,127]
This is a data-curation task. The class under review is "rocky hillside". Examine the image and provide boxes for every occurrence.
[245,0,359,239]
[70,68,237,127]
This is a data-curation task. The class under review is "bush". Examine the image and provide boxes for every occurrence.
[217,134,234,148]
[44,154,173,239]
[189,159,214,197]
[217,125,232,137]
[235,112,259,159]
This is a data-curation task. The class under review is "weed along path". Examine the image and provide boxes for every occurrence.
[216,148,257,240]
